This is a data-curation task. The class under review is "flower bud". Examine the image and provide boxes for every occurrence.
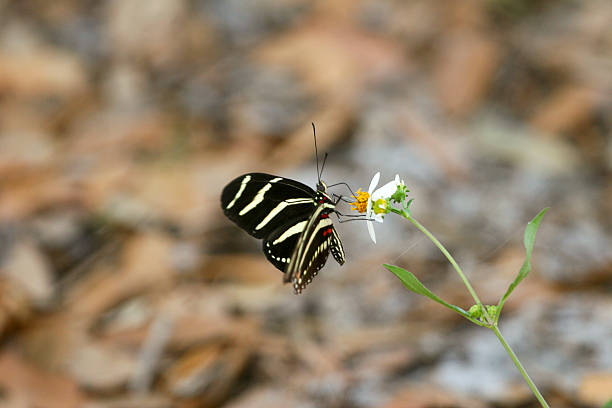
[486,305,498,318]
[468,304,482,318]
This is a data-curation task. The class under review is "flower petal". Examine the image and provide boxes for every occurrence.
[367,220,377,243]
[368,172,380,195]
[372,179,399,200]
[366,172,380,218]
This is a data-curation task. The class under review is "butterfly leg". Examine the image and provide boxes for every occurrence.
[333,211,371,223]
[327,182,358,197]
[332,193,354,205]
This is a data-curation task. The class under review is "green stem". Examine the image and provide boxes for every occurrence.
[393,209,492,324]
[491,325,550,408]
[391,208,550,407]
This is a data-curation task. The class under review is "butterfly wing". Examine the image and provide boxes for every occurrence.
[329,227,346,266]
[262,215,310,272]
[221,173,317,239]
[284,204,338,293]
[221,173,346,294]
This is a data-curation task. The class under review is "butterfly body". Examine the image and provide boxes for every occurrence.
[221,172,345,293]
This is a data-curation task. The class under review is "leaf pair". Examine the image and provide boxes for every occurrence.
[385,208,548,325]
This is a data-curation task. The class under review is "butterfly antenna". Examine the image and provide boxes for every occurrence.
[312,122,320,184]
[319,152,329,180]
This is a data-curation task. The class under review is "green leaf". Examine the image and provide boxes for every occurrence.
[603,399,612,408]
[384,264,474,321]
[495,208,548,322]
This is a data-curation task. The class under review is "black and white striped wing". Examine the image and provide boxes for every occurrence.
[262,215,310,271]
[329,227,346,266]
[221,173,317,239]
[221,172,346,294]
[285,205,346,294]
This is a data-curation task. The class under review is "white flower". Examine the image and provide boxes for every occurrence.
[366,173,404,244]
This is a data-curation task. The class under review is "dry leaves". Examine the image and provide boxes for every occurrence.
[0,351,84,408]
[0,1,610,407]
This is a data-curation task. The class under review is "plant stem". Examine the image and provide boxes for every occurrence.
[396,211,492,323]
[392,209,550,407]
[491,325,550,408]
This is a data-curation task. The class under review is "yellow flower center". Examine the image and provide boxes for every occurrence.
[350,188,370,213]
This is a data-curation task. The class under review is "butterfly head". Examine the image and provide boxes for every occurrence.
[317,180,327,192]
[316,180,334,204]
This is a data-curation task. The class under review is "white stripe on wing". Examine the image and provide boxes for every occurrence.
[272,220,308,245]
[254,198,314,230]
[226,175,251,209]
[238,177,283,215]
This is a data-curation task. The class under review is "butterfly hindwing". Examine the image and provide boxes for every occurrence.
[222,173,317,239]
[262,215,309,272]
[284,203,341,293]
[330,227,346,266]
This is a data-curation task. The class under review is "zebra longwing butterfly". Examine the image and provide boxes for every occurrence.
[221,172,345,294]
[221,125,346,294]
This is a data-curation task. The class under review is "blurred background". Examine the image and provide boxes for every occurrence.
[0,1,611,407]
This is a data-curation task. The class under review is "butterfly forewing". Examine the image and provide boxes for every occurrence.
[222,173,317,239]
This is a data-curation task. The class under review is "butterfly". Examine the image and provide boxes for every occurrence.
[220,126,346,294]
